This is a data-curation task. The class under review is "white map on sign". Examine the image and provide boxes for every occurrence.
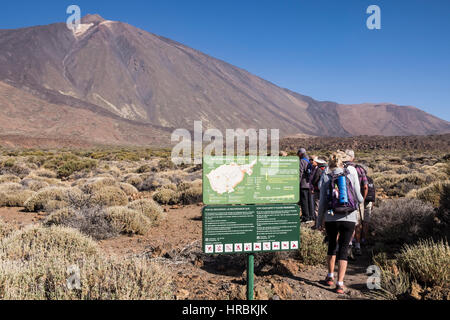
[206,160,257,195]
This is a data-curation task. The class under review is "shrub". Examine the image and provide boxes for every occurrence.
[140,174,171,191]
[43,154,97,178]
[44,207,77,226]
[119,183,138,196]
[0,226,172,300]
[80,177,118,194]
[298,227,327,266]
[136,164,152,174]
[45,207,119,240]
[0,255,172,300]
[21,179,50,192]
[23,187,77,212]
[0,162,30,178]
[370,199,435,245]
[157,158,176,171]
[153,188,180,205]
[0,225,99,261]
[0,175,21,184]
[124,175,143,189]
[90,186,128,207]
[34,168,57,179]
[0,220,15,238]
[408,180,450,208]
[372,252,412,300]
[178,185,202,205]
[0,190,36,207]
[397,239,450,288]
[104,206,152,235]
[127,199,165,225]
[0,183,23,193]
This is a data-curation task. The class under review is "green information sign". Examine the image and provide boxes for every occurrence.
[202,156,299,205]
[202,204,300,254]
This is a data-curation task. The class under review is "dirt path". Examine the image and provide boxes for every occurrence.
[0,205,372,300]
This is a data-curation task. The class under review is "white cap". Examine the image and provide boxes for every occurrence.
[345,149,355,159]
[312,157,327,165]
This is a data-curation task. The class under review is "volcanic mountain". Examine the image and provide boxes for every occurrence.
[0,14,448,147]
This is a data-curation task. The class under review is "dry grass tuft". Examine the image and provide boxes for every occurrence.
[0,219,15,238]
[398,239,449,288]
[0,175,21,184]
[407,180,450,208]
[0,190,36,207]
[0,225,172,300]
[370,198,435,245]
[23,187,65,212]
[298,227,327,266]
[0,225,99,261]
[119,182,138,196]
[153,188,180,205]
[127,199,166,225]
[90,186,128,207]
[104,206,152,235]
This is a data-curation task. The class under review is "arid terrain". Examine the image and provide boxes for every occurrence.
[0,135,448,300]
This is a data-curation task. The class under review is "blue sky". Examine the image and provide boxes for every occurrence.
[1,0,449,121]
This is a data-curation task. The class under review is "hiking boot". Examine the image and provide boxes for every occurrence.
[354,247,362,256]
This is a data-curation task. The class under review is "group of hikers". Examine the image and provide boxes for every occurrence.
[296,148,375,294]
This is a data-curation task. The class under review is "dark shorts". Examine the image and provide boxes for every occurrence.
[325,221,356,261]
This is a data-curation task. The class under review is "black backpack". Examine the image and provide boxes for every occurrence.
[365,176,376,203]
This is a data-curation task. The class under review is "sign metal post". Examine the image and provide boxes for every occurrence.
[247,254,254,300]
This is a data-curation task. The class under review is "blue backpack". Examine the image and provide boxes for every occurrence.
[327,169,359,215]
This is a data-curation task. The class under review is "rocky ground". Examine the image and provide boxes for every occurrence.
[0,205,373,300]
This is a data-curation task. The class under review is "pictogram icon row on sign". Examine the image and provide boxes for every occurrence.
[205,241,298,254]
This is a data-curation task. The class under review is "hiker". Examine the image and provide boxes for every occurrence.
[310,156,328,228]
[298,148,314,222]
[344,149,369,257]
[318,150,364,294]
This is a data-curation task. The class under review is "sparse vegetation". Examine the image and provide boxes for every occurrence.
[0,143,449,300]
[0,225,172,300]
[23,187,78,212]
[127,199,166,225]
[104,206,152,235]
[0,219,15,238]
[370,198,435,246]
[407,180,450,208]
[298,227,327,266]
[373,239,450,300]
[398,239,449,288]
[153,188,180,205]
[90,186,129,208]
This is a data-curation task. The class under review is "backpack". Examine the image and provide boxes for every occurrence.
[365,176,376,203]
[327,169,359,215]
[346,163,376,203]
[302,158,313,182]
[310,166,323,190]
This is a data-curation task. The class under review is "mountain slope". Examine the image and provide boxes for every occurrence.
[0,14,448,146]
